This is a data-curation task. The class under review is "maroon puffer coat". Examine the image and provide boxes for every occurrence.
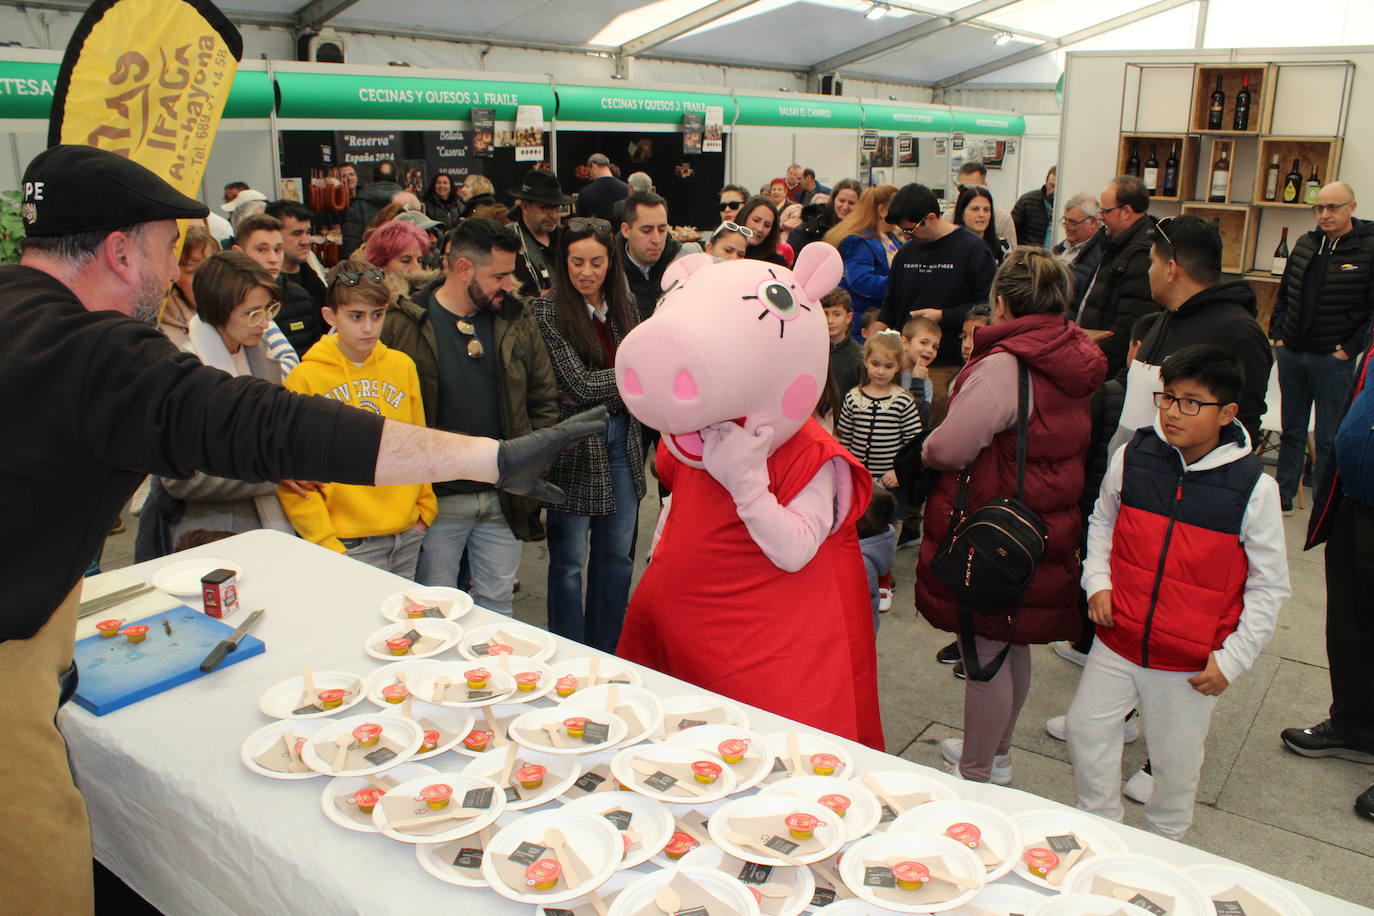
[915,312,1107,644]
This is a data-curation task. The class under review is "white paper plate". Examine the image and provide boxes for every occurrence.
[660,694,751,734]
[239,719,329,780]
[460,621,556,662]
[945,883,1049,915]
[547,655,642,693]
[363,618,463,661]
[648,801,728,868]
[511,706,630,755]
[608,866,762,916]
[319,762,437,834]
[149,558,242,597]
[1025,893,1157,916]
[666,724,773,793]
[482,809,624,905]
[759,775,882,844]
[450,703,525,758]
[839,833,987,913]
[525,870,637,915]
[708,796,845,867]
[364,659,441,707]
[481,655,557,705]
[1182,862,1313,916]
[559,683,663,746]
[563,789,676,870]
[414,811,521,889]
[760,731,856,783]
[259,669,367,720]
[409,662,520,708]
[381,585,474,623]
[1063,853,1214,916]
[299,713,422,777]
[612,744,739,804]
[373,771,506,844]
[462,747,580,811]
[804,901,905,915]
[862,769,962,831]
[678,843,816,916]
[1009,808,1130,891]
[889,800,1022,882]
[407,705,477,760]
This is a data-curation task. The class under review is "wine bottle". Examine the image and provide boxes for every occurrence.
[1143,144,1160,195]
[1282,158,1303,204]
[1233,74,1252,131]
[1264,154,1281,201]
[1126,143,1141,178]
[1305,165,1321,205]
[1208,74,1225,130]
[1209,144,1231,203]
[1271,227,1290,277]
[1162,143,1180,197]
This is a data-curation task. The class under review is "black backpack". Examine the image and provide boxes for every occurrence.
[930,361,1049,681]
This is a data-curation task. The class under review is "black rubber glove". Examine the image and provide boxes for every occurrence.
[496,405,610,503]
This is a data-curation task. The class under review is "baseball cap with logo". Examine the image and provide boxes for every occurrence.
[22,144,209,237]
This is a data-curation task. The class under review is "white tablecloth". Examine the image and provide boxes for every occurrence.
[60,530,1368,915]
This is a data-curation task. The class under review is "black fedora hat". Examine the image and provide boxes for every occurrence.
[508,169,573,207]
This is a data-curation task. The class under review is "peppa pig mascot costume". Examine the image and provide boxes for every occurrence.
[613,244,884,750]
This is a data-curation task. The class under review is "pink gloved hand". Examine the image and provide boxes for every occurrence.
[701,422,775,504]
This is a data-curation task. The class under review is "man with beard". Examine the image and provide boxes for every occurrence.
[382,218,561,614]
[266,199,327,355]
[1,147,602,913]
[508,168,572,298]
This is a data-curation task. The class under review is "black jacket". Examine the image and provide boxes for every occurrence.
[1078,214,1158,377]
[512,218,560,300]
[624,235,682,321]
[788,210,837,255]
[423,193,463,227]
[1137,279,1272,444]
[575,175,629,222]
[0,267,383,640]
[342,181,402,257]
[1080,372,1126,518]
[1012,186,1054,249]
[276,268,326,356]
[1271,217,1374,355]
[1055,230,1104,312]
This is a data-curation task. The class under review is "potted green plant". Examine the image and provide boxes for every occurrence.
[0,189,25,264]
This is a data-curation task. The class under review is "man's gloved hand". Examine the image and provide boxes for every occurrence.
[496,406,609,503]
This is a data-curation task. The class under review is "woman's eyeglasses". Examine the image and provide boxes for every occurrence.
[455,318,484,359]
[241,301,282,327]
[1153,391,1223,415]
[567,217,611,233]
[711,220,754,240]
[335,267,385,287]
[719,200,743,212]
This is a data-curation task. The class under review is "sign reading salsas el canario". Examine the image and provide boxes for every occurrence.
[734,94,862,129]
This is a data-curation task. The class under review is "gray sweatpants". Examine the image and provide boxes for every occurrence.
[1067,640,1217,839]
[960,636,1032,782]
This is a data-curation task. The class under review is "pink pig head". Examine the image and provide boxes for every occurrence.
[615,243,844,468]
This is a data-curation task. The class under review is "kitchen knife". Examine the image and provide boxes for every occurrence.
[199,609,265,673]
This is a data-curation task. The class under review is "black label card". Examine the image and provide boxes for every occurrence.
[1127,894,1168,916]
[362,746,396,765]
[603,809,634,831]
[764,835,799,855]
[581,720,610,744]
[678,718,707,730]
[643,770,678,792]
[471,642,491,656]
[541,910,576,916]
[770,756,790,774]
[463,786,494,809]
[466,689,493,700]
[1045,833,1081,852]
[864,865,896,888]
[292,704,321,716]
[403,628,422,643]
[879,804,898,823]
[1214,903,1247,916]
[608,678,631,685]
[810,887,836,906]
[503,786,523,803]
[508,841,547,865]
[452,848,483,869]
[422,606,445,618]
[676,908,709,916]
[573,771,606,793]
[737,861,773,885]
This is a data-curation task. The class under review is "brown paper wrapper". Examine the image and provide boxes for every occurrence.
[310,735,406,774]
[607,702,645,737]
[1212,883,1283,916]
[492,839,593,895]
[728,813,828,857]
[564,762,619,799]
[433,828,496,878]
[332,791,378,827]
[482,630,545,658]
[629,871,744,916]
[633,759,710,798]
[666,706,734,730]
[1089,875,1177,914]
[253,738,311,774]
[1025,834,1093,884]
[861,855,962,907]
[377,792,483,837]
[371,634,445,657]
[705,852,802,916]
[294,681,362,715]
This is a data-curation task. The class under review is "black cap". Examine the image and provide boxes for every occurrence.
[507,169,572,207]
[22,144,210,237]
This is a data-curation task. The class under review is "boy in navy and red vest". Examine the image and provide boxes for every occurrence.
[1066,345,1291,839]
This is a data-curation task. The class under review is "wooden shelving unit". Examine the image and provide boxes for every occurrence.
[1191,64,1275,135]
[1181,202,1255,275]
[1117,133,1198,203]
[1252,136,1343,207]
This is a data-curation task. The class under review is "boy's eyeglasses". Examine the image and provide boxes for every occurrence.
[712,220,754,240]
[336,267,385,287]
[567,216,611,233]
[1153,391,1223,415]
[455,318,485,359]
[241,301,282,327]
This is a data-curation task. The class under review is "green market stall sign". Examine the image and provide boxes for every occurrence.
[950,111,1025,136]
[862,104,953,133]
[556,85,733,124]
[0,60,272,119]
[734,94,861,129]
[274,72,554,121]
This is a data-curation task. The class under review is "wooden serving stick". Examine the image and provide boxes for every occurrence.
[754,883,794,898]
[280,731,298,762]
[786,732,806,775]
[497,742,519,789]
[483,707,508,747]
[630,759,709,796]
[431,676,451,704]
[1047,843,1087,885]
[811,862,855,899]
[672,816,710,846]
[330,734,351,772]
[300,667,318,708]
[884,855,978,890]
[724,831,807,867]
[364,773,396,790]
[384,806,486,830]
[586,656,601,689]
[544,827,608,916]
[540,722,569,749]
[605,683,619,713]
[653,885,681,914]
[860,773,904,816]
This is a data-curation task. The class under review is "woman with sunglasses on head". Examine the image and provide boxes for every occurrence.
[954,186,1010,266]
[736,195,786,267]
[824,184,900,338]
[158,251,297,546]
[705,221,751,261]
[531,217,646,653]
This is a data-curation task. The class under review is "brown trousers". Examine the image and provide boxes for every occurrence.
[927,362,961,429]
[0,584,94,914]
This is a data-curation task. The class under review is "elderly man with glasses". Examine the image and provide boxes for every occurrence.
[1076,175,1158,377]
[1268,180,1374,515]
[1053,192,1105,311]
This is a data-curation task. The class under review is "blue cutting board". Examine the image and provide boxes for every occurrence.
[73,606,265,715]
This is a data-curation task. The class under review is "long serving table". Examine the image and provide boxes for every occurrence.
[61,529,1368,915]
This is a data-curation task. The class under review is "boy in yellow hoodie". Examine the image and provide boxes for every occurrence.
[278,257,437,575]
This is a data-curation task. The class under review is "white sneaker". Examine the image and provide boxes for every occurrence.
[1052,641,1090,667]
[940,737,1012,785]
[1124,767,1154,803]
[1045,713,1140,744]
[878,587,893,613]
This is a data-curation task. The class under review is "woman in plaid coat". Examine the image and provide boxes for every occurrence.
[531,216,646,653]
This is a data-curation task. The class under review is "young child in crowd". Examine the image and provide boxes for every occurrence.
[824,288,862,396]
[276,258,437,577]
[857,484,897,633]
[959,303,993,365]
[860,307,882,339]
[1066,345,1289,840]
[901,315,941,425]
[837,330,923,611]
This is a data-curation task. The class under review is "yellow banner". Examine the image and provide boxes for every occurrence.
[49,0,241,199]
